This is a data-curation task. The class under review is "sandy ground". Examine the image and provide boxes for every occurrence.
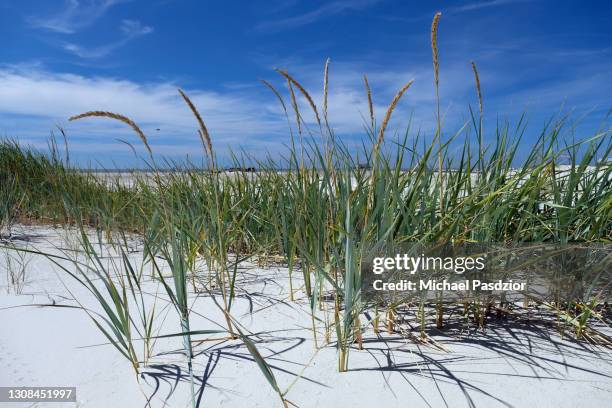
[84,165,607,191]
[1,224,611,408]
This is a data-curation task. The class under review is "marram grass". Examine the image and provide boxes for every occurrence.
[1,11,610,406]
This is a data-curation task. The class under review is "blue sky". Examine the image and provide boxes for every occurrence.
[0,0,610,167]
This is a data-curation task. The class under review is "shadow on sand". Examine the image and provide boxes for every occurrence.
[352,306,612,408]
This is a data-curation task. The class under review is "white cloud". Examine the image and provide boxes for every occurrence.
[27,0,131,34]
[0,62,479,161]
[381,0,535,23]
[2,58,605,165]
[120,19,153,36]
[62,19,153,58]
[0,67,436,167]
[27,1,151,59]
[447,0,533,14]
[255,0,381,32]
[0,66,287,157]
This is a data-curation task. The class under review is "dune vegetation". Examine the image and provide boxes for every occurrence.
[1,12,610,407]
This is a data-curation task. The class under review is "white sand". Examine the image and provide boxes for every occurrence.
[1,225,611,407]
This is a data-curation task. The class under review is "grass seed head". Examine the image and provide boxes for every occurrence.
[375,80,414,150]
[286,78,303,135]
[276,69,321,126]
[431,11,442,87]
[323,58,331,125]
[471,61,484,115]
[364,74,374,130]
[69,111,152,155]
[178,89,214,166]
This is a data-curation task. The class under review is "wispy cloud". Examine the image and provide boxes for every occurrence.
[255,0,381,32]
[27,0,131,34]
[381,0,534,23]
[62,19,153,58]
[446,0,534,13]
[27,1,152,59]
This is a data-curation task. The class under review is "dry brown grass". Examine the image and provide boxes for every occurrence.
[261,79,294,139]
[178,89,214,167]
[431,11,444,215]
[68,111,152,155]
[323,58,331,128]
[363,74,374,131]
[375,80,414,151]
[276,69,321,126]
[431,12,442,90]
[471,61,483,115]
[471,60,484,160]
[286,78,302,136]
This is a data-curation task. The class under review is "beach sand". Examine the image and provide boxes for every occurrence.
[1,225,611,407]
